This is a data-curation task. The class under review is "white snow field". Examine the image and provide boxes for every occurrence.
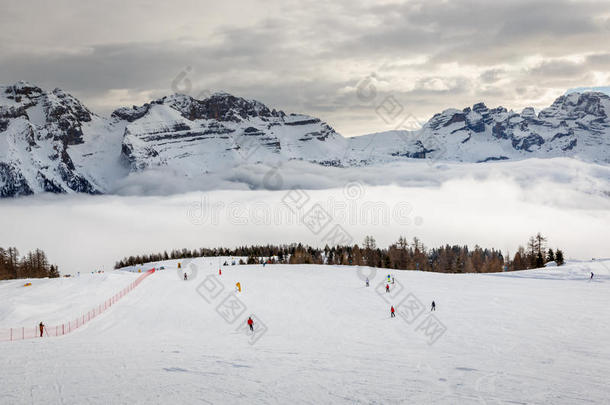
[0,271,141,328]
[0,258,609,404]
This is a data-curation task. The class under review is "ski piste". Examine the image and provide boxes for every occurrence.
[1,257,609,403]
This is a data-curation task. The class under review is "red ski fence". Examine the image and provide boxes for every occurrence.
[0,269,155,342]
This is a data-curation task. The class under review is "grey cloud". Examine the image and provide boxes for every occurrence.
[527,60,589,78]
[479,69,506,84]
[1,0,610,137]
[587,53,610,69]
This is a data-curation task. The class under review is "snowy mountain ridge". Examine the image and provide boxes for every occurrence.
[1,81,609,197]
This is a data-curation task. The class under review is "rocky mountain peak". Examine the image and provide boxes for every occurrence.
[540,92,609,120]
[1,83,610,198]
[4,81,44,99]
[113,92,287,124]
[168,92,285,122]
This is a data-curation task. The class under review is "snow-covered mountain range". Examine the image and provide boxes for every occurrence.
[1,81,609,197]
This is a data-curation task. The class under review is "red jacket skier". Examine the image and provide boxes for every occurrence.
[390,306,396,318]
[385,284,390,293]
[247,317,254,331]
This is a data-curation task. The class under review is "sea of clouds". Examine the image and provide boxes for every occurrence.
[1,158,609,273]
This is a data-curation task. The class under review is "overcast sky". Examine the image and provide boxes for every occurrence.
[2,0,610,136]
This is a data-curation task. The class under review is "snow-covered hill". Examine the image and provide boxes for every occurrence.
[0,82,117,197]
[1,259,609,403]
[2,81,610,197]
[115,92,347,174]
[352,92,610,164]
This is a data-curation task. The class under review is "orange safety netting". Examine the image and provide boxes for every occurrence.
[0,269,155,342]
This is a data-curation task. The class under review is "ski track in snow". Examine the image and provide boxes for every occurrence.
[0,259,609,404]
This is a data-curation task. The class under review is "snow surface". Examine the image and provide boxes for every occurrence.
[0,271,140,327]
[3,83,610,198]
[1,258,609,404]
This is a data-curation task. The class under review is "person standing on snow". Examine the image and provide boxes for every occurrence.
[39,322,45,337]
[247,316,254,332]
[219,269,222,276]
[184,273,188,281]
[385,284,390,293]
[591,272,594,280]
[366,278,369,287]
[392,276,395,284]
[431,301,436,311]
[390,306,396,318]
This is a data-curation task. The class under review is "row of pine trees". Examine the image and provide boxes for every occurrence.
[115,233,564,273]
[0,247,60,280]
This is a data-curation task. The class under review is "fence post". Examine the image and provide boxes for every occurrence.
[5,270,153,342]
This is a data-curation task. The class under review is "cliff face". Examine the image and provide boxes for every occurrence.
[349,92,610,165]
[0,82,100,197]
[1,82,609,197]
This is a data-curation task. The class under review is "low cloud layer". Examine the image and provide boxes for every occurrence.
[2,0,610,136]
[1,158,609,273]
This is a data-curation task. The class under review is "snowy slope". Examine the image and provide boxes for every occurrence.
[0,271,140,327]
[116,93,347,174]
[351,93,610,165]
[0,259,609,404]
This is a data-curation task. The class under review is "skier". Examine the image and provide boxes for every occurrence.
[385,284,390,293]
[365,277,369,287]
[431,301,436,311]
[392,276,395,284]
[247,316,254,332]
[390,306,396,318]
[39,322,45,337]
[219,269,222,276]
[184,273,188,281]
[591,272,594,280]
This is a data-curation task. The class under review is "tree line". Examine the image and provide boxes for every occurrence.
[115,233,564,273]
[511,233,564,270]
[0,247,60,280]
